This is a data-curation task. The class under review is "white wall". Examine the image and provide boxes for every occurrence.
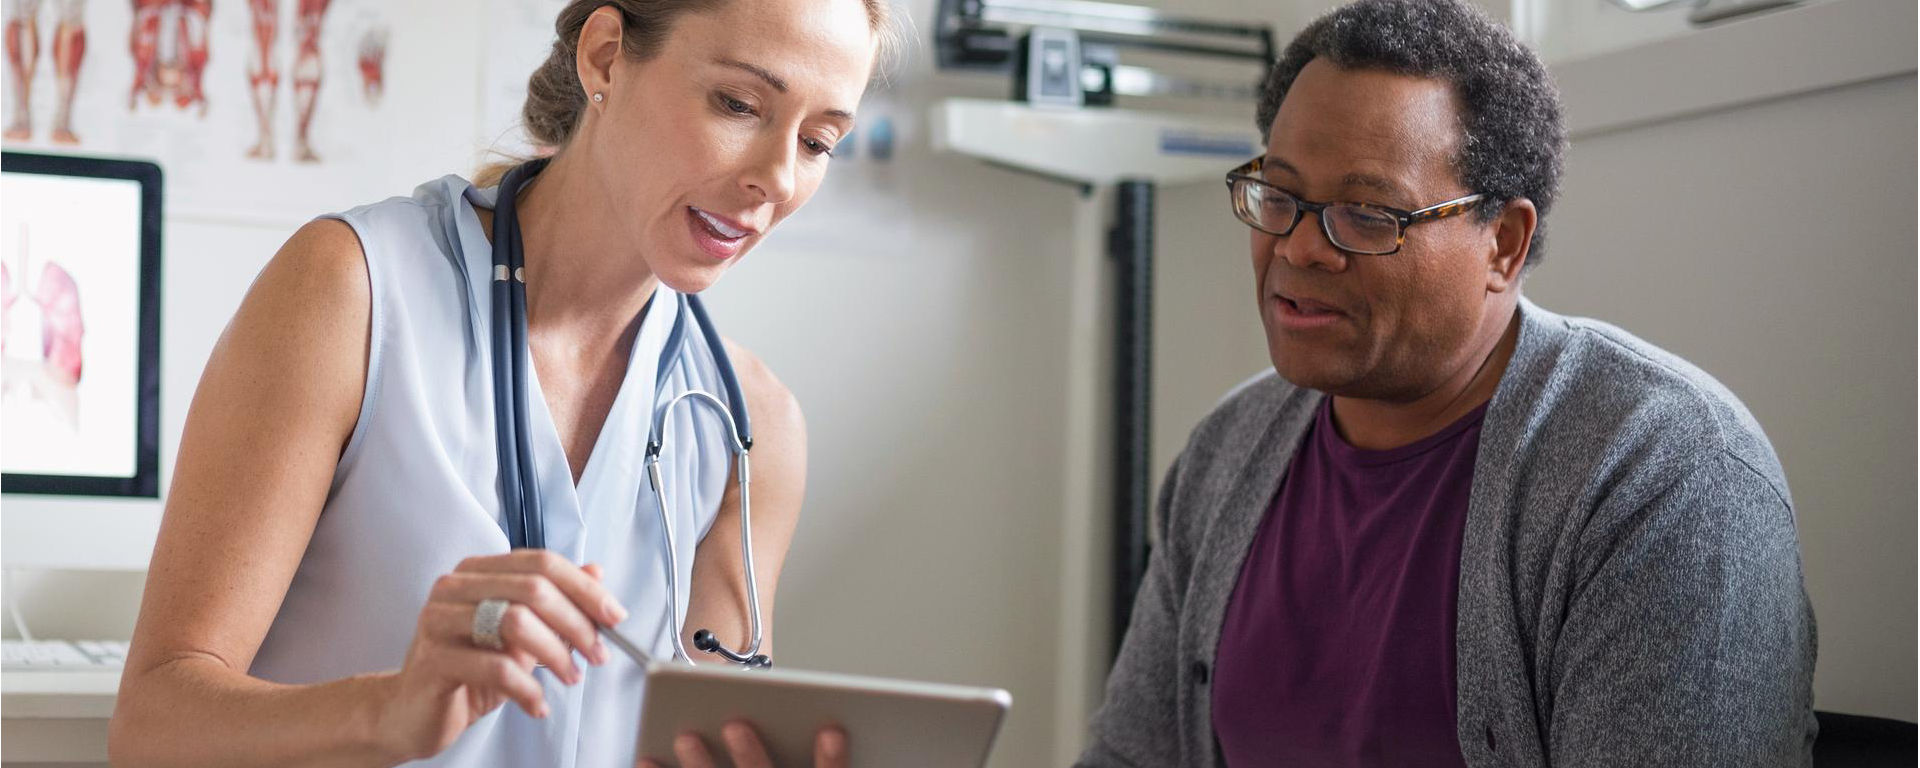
[1519,0,1698,62]
[1149,185,1271,507]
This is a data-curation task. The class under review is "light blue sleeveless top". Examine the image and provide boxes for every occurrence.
[248,175,733,767]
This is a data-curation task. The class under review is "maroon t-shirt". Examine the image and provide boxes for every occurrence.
[1210,398,1486,767]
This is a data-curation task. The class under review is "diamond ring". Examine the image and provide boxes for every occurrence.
[472,598,509,651]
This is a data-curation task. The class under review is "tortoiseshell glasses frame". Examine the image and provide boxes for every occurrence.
[1225,156,1488,256]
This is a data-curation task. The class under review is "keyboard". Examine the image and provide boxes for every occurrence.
[1,639,129,670]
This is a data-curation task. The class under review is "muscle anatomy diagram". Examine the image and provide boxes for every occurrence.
[128,0,209,115]
[5,0,88,144]
[246,0,328,161]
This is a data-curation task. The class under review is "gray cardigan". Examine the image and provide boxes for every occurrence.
[1079,298,1816,767]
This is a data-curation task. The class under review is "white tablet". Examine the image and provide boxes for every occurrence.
[634,660,1013,768]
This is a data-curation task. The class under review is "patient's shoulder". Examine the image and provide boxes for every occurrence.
[1153,369,1314,543]
[1181,368,1312,469]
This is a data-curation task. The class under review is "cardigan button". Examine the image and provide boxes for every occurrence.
[1190,661,1210,684]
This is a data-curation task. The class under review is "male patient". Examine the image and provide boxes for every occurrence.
[1078,1,1816,766]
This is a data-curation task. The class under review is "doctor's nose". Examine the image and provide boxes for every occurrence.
[739,138,799,206]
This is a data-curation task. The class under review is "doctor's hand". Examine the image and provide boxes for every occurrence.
[641,721,849,768]
[372,551,628,762]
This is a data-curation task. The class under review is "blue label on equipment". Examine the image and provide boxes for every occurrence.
[1159,131,1256,158]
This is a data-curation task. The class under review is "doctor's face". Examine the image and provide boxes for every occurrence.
[576,0,875,293]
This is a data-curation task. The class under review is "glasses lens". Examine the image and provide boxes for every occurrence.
[1326,205,1401,254]
[1234,180,1296,235]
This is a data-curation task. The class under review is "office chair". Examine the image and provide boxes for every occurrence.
[1813,710,1916,767]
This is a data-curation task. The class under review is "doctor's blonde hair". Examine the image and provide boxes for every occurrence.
[475,0,901,187]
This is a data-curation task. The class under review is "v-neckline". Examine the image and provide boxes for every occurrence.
[526,284,668,495]
[457,178,675,532]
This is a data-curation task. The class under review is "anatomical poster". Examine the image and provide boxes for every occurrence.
[2,0,479,223]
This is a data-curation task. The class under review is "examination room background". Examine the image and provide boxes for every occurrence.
[1,1,1913,766]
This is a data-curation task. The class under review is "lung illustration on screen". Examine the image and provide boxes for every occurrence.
[0,162,146,489]
[3,222,87,431]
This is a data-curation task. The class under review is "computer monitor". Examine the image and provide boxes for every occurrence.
[0,152,162,498]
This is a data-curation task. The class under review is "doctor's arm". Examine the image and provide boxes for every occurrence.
[109,219,393,767]
[109,220,624,767]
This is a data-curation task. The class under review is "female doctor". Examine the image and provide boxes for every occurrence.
[109,1,891,766]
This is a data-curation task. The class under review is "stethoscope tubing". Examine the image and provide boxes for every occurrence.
[490,158,764,667]
[492,160,541,551]
[506,163,545,550]
[646,390,763,666]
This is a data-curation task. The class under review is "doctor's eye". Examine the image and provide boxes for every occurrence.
[714,92,758,117]
[802,137,835,158]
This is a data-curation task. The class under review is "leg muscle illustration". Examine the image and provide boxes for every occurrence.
[48,0,84,142]
[354,22,382,106]
[290,0,326,162]
[5,0,43,140]
[244,0,276,158]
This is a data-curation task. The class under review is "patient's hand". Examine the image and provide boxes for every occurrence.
[640,721,847,768]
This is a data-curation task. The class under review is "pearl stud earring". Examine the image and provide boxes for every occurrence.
[592,92,604,103]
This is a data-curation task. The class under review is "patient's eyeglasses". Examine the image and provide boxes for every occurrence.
[1225,157,1487,256]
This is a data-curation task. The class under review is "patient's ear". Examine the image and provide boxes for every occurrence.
[1487,198,1535,293]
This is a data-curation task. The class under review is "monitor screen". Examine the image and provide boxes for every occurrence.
[1,152,161,497]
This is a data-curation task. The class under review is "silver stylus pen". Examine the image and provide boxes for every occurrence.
[598,624,654,667]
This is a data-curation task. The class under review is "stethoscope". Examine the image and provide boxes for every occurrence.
[489,158,770,669]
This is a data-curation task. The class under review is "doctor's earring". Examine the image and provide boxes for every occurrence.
[592,92,604,103]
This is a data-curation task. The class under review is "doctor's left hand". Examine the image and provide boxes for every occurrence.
[639,721,848,768]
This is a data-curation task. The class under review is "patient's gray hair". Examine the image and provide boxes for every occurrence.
[1256,0,1566,269]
